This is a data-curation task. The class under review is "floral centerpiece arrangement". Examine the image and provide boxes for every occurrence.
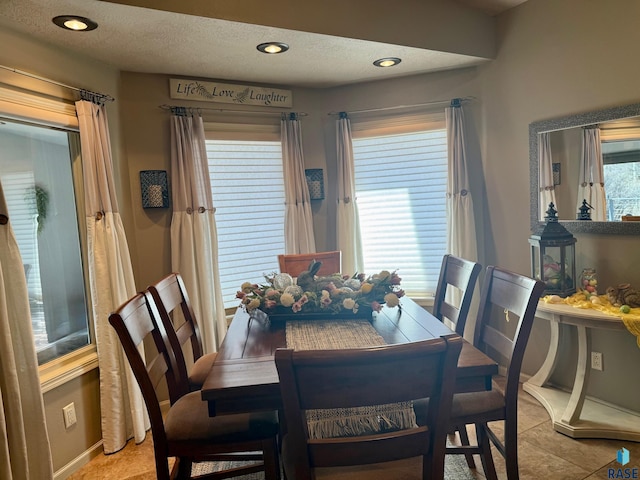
[237,261,404,317]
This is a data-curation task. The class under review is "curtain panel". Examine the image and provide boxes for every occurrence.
[76,100,148,454]
[445,102,479,341]
[281,114,316,254]
[336,114,364,275]
[0,182,53,480]
[538,132,558,219]
[578,127,607,221]
[170,113,227,351]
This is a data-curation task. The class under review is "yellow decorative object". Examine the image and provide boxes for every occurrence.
[542,290,640,347]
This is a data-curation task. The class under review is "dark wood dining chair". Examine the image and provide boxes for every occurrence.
[275,334,463,480]
[277,250,342,277]
[433,254,482,337]
[109,292,281,480]
[147,272,217,392]
[415,266,545,480]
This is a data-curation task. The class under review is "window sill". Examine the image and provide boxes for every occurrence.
[408,296,434,309]
[39,344,98,394]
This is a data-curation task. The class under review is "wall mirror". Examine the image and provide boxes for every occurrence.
[530,102,640,234]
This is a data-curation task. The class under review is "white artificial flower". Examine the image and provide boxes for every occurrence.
[343,298,356,310]
[280,293,295,307]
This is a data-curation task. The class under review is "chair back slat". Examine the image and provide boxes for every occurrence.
[433,255,482,336]
[309,427,431,467]
[278,251,342,278]
[481,324,515,360]
[290,345,445,410]
[276,334,463,479]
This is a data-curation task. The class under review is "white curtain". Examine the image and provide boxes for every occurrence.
[577,127,607,221]
[445,101,479,341]
[76,99,148,454]
[170,111,227,351]
[538,132,558,219]
[281,114,316,254]
[0,183,53,480]
[336,113,364,275]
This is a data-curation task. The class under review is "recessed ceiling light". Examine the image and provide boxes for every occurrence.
[257,42,289,54]
[52,15,98,32]
[373,57,402,68]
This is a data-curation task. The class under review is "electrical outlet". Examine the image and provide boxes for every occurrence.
[63,402,77,428]
[591,351,603,371]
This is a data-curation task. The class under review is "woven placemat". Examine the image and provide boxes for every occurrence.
[285,319,385,350]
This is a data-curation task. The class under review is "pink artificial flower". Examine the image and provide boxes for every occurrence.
[371,301,383,312]
[236,291,246,299]
[292,302,302,313]
[264,299,277,309]
[357,273,366,282]
[395,289,405,298]
[299,294,309,305]
[325,282,337,292]
[390,273,402,285]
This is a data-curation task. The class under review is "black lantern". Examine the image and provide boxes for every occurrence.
[529,203,577,297]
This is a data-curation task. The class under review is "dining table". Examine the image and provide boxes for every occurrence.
[201,297,499,417]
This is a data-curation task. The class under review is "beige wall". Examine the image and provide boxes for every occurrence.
[478,0,640,406]
[4,0,640,474]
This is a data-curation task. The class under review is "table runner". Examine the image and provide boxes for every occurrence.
[543,293,640,348]
[285,320,417,439]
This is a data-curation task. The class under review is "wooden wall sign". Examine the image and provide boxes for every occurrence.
[169,78,292,108]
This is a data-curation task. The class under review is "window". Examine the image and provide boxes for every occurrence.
[351,113,447,297]
[205,123,286,310]
[0,119,91,365]
[602,139,640,220]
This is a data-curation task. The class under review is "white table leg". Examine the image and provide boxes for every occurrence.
[527,318,560,387]
[561,325,591,424]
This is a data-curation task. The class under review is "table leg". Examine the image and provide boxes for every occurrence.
[527,319,560,387]
[560,325,591,424]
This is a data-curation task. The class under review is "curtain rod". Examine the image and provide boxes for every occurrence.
[0,65,114,102]
[159,104,307,117]
[328,96,475,116]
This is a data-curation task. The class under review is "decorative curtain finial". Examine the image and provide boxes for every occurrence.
[170,106,188,116]
[80,89,113,104]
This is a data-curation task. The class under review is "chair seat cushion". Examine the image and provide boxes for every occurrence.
[165,391,278,442]
[188,352,218,390]
[413,390,505,426]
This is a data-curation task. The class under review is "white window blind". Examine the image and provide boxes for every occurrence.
[352,123,447,297]
[206,138,285,309]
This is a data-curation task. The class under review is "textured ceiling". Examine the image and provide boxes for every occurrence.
[0,0,527,89]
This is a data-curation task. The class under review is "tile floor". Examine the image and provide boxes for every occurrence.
[67,382,640,480]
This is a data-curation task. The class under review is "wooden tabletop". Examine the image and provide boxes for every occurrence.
[201,297,498,416]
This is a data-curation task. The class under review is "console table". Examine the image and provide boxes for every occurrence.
[523,301,640,441]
